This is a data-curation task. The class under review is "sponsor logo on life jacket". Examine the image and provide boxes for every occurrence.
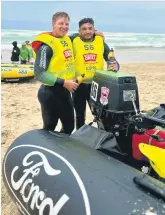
[63,49,72,59]
[83,53,97,62]
[3,145,91,215]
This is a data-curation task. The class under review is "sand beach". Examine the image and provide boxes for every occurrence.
[2,0,165,213]
[1,58,165,214]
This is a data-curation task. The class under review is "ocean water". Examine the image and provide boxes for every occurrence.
[1,29,165,50]
[1,29,165,63]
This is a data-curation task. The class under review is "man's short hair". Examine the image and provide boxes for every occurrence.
[79,18,94,28]
[52,12,70,22]
[25,41,30,44]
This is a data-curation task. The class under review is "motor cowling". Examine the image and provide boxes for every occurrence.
[89,70,140,131]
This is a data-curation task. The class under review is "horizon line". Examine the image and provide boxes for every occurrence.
[2,28,165,35]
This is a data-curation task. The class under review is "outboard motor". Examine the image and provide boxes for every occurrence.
[89,70,140,154]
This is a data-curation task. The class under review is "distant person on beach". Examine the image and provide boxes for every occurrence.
[20,43,30,64]
[70,18,120,129]
[32,12,78,134]
[11,41,20,63]
[25,41,35,64]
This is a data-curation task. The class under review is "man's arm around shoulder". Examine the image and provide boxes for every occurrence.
[103,42,120,71]
[69,33,79,42]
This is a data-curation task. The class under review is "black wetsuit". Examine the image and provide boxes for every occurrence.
[70,34,120,129]
[11,41,20,62]
[34,45,74,134]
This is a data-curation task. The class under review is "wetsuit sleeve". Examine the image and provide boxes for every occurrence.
[69,33,79,42]
[103,42,120,70]
[34,44,64,86]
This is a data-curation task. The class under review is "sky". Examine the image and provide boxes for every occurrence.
[1,1,165,33]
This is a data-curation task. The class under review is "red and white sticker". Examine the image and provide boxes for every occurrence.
[100,87,110,105]
[63,49,72,59]
[83,53,97,62]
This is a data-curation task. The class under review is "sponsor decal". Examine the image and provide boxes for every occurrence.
[83,53,97,62]
[63,49,72,59]
[5,79,20,82]
[100,87,110,105]
[3,145,91,215]
[86,65,96,71]
[2,68,12,72]
[90,81,99,101]
[18,69,28,75]
[123,90,136,102]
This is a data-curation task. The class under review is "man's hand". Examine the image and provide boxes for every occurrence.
[107,61,119,72]
[63,80,79,92]
[95,30,105,40]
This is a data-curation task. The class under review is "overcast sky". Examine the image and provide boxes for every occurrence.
[2,1,165,33]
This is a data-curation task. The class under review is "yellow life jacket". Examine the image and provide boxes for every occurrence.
[32,33,75,81]
[72,35,104,83]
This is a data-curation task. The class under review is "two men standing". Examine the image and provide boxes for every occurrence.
[32,12,120,134]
